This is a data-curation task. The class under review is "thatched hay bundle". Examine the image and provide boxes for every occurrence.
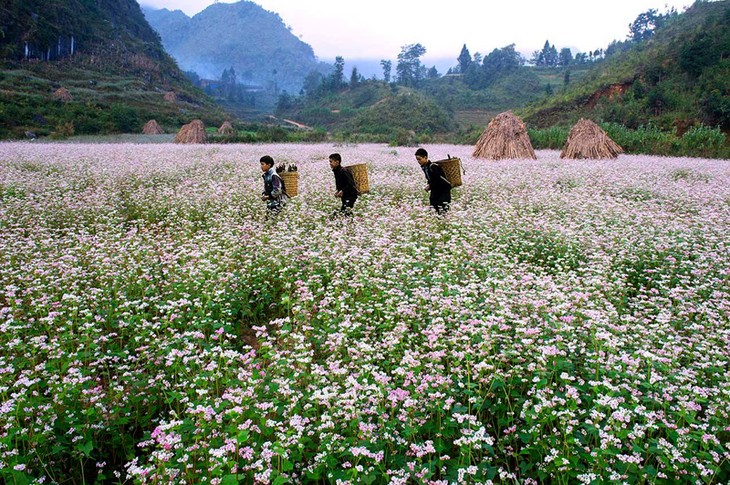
[174,120,206,144]
[472,111,536,160]
[164,91,177,102]
[142,119,164,135]
[560,118,623,159]
[52,87,73,102]
[218,121,235,134]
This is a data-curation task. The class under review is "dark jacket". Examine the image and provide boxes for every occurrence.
[333,165,358,201]
[262,168,286,210]
[422,161,452,206]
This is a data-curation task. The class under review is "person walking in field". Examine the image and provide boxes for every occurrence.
[260,155,287,216]
[329,153,358,216]
[415,147,451,214]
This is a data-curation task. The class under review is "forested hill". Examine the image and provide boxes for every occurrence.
[2,0,175,76]
[143,2,330,94]
[0,0,224,138]
[523,0,730,132]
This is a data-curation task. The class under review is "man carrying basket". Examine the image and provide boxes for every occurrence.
[415,148,451,214]
[329,153,358,216]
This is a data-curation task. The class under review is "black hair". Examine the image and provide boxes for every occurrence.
[415,148,428,158]
[329,153,342,163]
[260,155,274,167]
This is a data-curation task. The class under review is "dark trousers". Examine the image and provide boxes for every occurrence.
[331,197,356,219]
[341,197,356,212]
[430,193,450,214]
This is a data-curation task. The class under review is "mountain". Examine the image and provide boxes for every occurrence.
[143,2,331,95]
[0,0,224,138]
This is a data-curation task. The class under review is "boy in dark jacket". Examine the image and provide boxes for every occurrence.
[329,153,358,216]
[260,155,287,216]
[415,148,451,214]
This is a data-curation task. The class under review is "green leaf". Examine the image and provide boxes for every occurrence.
[11,472,29,485]
[272,475,288,485]
[221,475,240,485]
[78,440,93,457]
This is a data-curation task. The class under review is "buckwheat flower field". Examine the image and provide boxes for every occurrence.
[1,142,728,484]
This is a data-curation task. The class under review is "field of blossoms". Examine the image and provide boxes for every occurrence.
[1,141,728,485]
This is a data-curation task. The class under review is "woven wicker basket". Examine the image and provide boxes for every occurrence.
[280,171,299,197]
[434,157,463,188]
[344,163,369,194]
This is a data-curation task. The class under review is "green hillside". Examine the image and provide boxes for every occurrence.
[521,0,730,133]
[0,0,225,139]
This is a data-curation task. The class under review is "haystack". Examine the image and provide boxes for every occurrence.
[164,91,177,103]
[142,119,164,135]
[560,118,623,159]
[52,87,73,102]
[472,111,536,160]
[217,121,235,135]
[174,120,206,144]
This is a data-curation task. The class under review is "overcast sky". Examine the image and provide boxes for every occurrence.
[139,0,690,62]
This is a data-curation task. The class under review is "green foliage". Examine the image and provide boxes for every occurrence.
[677,124,727,158]
[346,90,452,135]
[528,126,568,149]
[206,123,327,144]
[396,43,427,87]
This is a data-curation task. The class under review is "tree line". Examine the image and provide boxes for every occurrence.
[293,6,680,101]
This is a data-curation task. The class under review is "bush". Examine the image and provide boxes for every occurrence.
[528,126,568,149]
[677,125,727,158]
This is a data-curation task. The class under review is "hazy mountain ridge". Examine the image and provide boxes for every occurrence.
[143,2,329,93]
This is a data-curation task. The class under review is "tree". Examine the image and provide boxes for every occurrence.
[331,56,345,89]
[544,41,559,67]
[427,66,439,79]
[396,43,426,87]
[558,47,572,67]
[628,9,659,42]
[349,66,362,87]
[628,8,677,42]
[457,44,471,74]
[532,41,558,67]
[380,59,392,83]
[483,44,523,72]
[465,44,524,89]
[303,71,324,97]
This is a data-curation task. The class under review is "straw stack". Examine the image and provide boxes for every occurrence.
[217,121,235,135]
[52,87,73,102]
[174,120,207,144]
[472,111,536,160]
[560,118,623,159]
[142,119,164,135]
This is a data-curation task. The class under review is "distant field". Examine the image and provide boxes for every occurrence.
[1,142,728,484]
[453,109,496,129]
